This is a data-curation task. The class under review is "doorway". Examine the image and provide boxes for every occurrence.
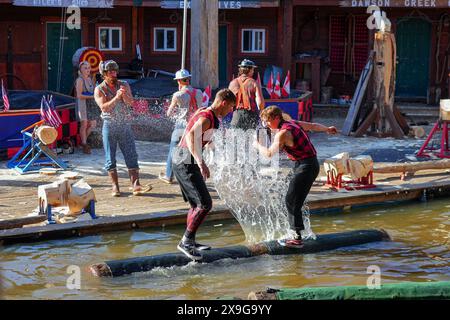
[395,18,431,98]
[219,25,228,85]
[46,22,81,94]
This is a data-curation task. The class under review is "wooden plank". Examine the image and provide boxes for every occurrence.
[0,215,47,230]
[354,104,377,137]
[342,52,374,136]
[0,207,233,245]
[3,179,450,245]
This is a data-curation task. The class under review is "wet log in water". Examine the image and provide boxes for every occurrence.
[90,229,390,277]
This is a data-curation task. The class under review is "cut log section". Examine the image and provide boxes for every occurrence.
[90,229,390,278]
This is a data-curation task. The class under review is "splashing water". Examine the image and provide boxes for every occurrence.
[207,127,316,244]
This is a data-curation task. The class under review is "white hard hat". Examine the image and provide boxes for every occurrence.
[174,69,191,80]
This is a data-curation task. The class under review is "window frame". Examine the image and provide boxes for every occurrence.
[153,27,178,52]
[96,24,125,53]
[240,28,267,54]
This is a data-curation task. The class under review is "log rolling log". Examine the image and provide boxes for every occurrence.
[90,229,390,277]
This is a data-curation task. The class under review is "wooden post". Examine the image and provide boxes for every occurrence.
[279,0,293,76]
[131,7,138,57]
[190,0,219,89]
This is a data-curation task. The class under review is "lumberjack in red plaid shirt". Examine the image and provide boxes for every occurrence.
[254,106,337,248]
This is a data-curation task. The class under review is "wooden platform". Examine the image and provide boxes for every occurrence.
[1,169,450,245]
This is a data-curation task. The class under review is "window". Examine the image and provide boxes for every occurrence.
[241,29,266,53]
[154,28,177,52]
[98,27,122,51]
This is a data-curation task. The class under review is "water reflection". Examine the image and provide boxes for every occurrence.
[0,198,449,299]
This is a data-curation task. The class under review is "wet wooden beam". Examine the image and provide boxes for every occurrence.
[0,216,47,230]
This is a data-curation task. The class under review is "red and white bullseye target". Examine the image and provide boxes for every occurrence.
[79,48,104,73]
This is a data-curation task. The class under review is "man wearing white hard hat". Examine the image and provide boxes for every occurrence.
[159,69,203,184]
[228,59,265,130]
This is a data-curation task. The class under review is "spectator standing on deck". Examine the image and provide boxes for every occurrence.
[94,60,152,197]
[159,69,202,184]
[228,59,265,130]
[75,61,101,154]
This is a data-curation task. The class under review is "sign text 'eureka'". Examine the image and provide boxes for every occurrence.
[340,0,450,7]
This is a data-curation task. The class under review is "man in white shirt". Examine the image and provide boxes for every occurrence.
[159,69,203,184]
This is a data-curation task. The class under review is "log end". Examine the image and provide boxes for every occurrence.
[248,291,277,300]
[379,228,392,241]
[89,263,113,277]
[246,242,270,256]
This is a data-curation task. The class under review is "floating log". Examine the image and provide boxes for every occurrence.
[90,229,390,277]
[373,159,450,174]
[248,281,450,300]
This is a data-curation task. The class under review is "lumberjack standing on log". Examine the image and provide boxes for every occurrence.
[94,60,152,197]
[228,59,265,130]
[173,89,236,260]
[254,106,337,248]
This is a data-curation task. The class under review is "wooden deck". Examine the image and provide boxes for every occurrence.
[1,167,450,245]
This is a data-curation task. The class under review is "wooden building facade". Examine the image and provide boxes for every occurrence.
[0,0,286,95]
[291,0,450,103]
[0,0,448,103]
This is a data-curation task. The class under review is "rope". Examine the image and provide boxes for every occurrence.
[56,7,67,92]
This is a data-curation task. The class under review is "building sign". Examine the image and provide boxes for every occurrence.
[161,1,262,9]
[340,0,450,7]
[13,0,114,7]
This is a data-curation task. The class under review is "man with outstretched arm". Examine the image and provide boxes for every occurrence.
[173,89,236,261]
[254,106,337,248]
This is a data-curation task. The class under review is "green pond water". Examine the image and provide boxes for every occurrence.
[1,199,449,300]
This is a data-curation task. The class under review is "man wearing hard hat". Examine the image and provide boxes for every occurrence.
[228,59,265,130]
[159,69,203,184]
[94,60,152,197]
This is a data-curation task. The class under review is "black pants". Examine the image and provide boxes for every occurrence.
[173,161,212,236]
[286,156,320,234]
[231,109,259,130]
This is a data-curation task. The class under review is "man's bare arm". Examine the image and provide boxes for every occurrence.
[254,130,287,159]
[297,121,337,134]
[94,87,122,113]
[166,94,178,117]
[121,82,135,106]
[185,117,211,166]
[255,81,265,111]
